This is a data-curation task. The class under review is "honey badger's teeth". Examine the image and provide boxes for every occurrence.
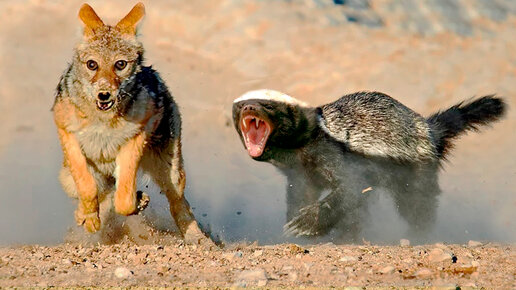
[242,118,247,129]
[255,118,260,128]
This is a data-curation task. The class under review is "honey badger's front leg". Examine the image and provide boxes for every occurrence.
[56,128,100,233]
[114,132,146,216]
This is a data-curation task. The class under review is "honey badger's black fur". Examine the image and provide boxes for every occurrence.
[233,90,506,241]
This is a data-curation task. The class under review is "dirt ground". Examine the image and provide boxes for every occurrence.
[0,241,514,287]
[0,0,515,287]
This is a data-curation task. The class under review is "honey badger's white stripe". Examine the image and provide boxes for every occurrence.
[234,89,309,107]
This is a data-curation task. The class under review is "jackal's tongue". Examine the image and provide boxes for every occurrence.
[242,117,270,157]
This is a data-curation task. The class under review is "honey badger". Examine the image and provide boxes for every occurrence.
[232,89,506,240]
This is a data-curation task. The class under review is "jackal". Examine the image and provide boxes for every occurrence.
[52,3,209,244]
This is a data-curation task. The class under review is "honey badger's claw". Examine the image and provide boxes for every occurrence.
[283,204,322,237]
[136,191,150,214]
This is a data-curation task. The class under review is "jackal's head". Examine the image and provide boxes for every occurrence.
[73,3,145,112]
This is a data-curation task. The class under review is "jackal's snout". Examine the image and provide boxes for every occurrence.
[96,91,114,111]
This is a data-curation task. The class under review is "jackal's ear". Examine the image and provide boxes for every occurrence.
[116,2,145,36]
[78,4,105,37]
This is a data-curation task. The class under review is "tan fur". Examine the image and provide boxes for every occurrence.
[115,2,145,36]
[114,132,146,216]
[78,3,104,38]
[52,3,212,245]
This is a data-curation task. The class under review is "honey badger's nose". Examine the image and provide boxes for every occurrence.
[242,105,257,112]
[97,92,111,101]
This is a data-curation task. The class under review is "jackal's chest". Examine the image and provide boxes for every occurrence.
[74,121,141,163]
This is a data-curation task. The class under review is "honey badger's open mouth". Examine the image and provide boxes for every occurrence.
[96,100,115,111]
[240,114,271,158]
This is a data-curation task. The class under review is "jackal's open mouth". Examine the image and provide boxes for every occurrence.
[96,100,115,111]
[240,114,271,158]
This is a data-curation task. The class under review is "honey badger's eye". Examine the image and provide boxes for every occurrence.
[114,60,127,70]
[86,60,98,71]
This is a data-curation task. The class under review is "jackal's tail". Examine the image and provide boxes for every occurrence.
[427,95,506,159]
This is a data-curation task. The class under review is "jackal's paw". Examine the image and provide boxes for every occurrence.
[184,224,217,249]
[75,210,101,233]
[136,191,150,214]
[184,232,216,249]
[114,190,137,216]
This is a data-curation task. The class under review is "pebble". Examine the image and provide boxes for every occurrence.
[223,251,243,260]
[468,240,483,247]
[114,267,133,279]
[415,268,433,279]
[288,271,298,281]
[253,250,263,257]
[399,239,410,246]
[339,256,357,262]
[234,268,268,286]
[428,248,452,263]
[379,265,395,274]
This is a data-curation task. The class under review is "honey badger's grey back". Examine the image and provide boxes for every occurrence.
[318,92,506,164]
[319,92,438,163]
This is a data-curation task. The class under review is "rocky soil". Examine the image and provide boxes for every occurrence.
[0,240,514,287]
[0,0,515,287]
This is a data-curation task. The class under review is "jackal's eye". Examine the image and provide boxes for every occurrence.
[114,60,127,70]
[86,60,98,71]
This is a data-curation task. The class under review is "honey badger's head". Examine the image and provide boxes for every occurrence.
[233,90,319,161]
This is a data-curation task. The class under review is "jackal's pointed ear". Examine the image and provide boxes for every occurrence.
[116,2,145,36]
[78,3,105,37]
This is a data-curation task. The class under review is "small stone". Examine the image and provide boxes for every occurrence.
[234,268,268,286]
[428,248,452,263]
[471,260,480,267]
[288,271,298,281]
[339,256,357,262]
[253,250,263,257]
[114,267,133,279]
[303,262,313,271]
[400,239,410,246]
[415,268,433,279]
[468,240,483,247]
[223,251,243,260]
[379,266,395,274]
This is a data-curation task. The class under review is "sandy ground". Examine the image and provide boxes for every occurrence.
[0,241,514,287]
[0,0,515,287]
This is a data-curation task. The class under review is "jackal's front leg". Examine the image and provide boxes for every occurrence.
[114,133,146,216]
[57,128,100,233]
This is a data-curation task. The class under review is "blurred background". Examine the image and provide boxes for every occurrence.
[0,0,514,245]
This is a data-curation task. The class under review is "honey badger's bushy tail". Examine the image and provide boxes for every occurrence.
[427,95,506,159]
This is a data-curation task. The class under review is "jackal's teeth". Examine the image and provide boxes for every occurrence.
[255,118,260,128]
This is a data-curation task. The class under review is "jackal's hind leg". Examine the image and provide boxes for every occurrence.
[143,139,214,246]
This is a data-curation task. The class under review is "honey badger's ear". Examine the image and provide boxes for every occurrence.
[116,2,145,36]
[78,3,104,37]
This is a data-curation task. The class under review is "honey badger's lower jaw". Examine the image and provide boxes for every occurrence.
[240,113,272,158]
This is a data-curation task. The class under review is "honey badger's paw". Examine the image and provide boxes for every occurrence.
[283,203,322,237]
[75,209,101,233]
[283,201,337,237]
